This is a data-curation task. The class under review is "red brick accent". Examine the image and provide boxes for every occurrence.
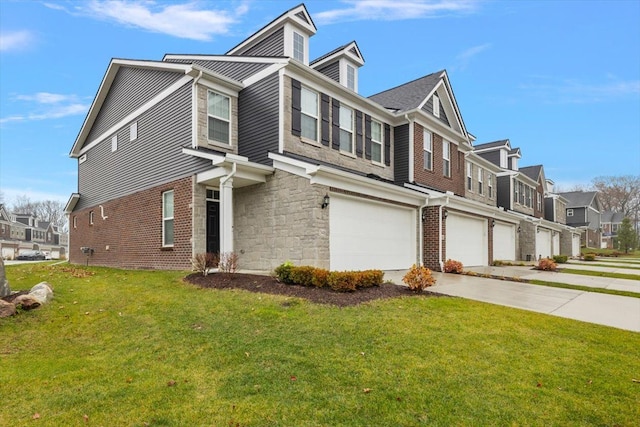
[422,206,443,271]
[413,123,465,196]
[69,177,194,270]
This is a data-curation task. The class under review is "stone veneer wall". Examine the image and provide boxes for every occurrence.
[233,169,330,271]
[69,176,194,270]
[560,230,574,256]
[196,85,238,155]
[519,220,537,262]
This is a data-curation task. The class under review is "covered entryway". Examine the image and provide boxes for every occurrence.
[536,228,552,259]
[329,194,416,271]
[493,222,516,261]
[446,212,487,266]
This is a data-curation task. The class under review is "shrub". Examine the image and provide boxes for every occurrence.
[402,264,436,292]
[289,266,318,287]
[444,259,463,274]
[274,261,295,284]
[552,255,568,264]
[192,252,219,276]
[537,258,557,271]
[327,271,358,292]
[311,268,330,288]
[357,270,384,288]
[583,253,596,261]
[219,252,239,273]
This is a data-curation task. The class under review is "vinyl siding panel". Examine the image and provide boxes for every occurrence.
[77,83,210,210]
[166,59,271,82]
[86,67,184,143]
[394,124,410,184]
[496,176,511,210]
[423,97,450,126]
[236,27,285,57]
[238,73,280,165]
[315,61,340,83]
[477,151,500,167]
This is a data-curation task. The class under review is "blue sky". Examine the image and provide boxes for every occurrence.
[1,0,639,207]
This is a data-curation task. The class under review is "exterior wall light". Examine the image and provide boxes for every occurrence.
[491,219,496,227]
[321,194,330,209]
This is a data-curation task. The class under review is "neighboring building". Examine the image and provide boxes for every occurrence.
[0,204,68,259]
[65,3,576,272]
[560,191,602,248]
[601,211,625,249]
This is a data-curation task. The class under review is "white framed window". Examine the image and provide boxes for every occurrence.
[293,31,304,62]
[433,95,440,118]
[301,86,318,142]
[371,119,383,163]
[442,140,451,177]
[162,190,174,247]
[111,135,118,152]
[339,105,354,153]
[423,130,432,170]
[89,211,94,225]
[514,179,519,203]
[467,162,473,190]
[537,192,542,211]
[527,186,533,208]
[500,150,508,168]
[488,175,493,198]
[346,64,355,91]
[567,209,574,217]
[478,168,483,195]
[130,121,138,141]
[207,91,230,145]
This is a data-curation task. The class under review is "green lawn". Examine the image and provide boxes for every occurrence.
[2,263,639,426]
[560,268,640,281]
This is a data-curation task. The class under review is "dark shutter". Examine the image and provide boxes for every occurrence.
[291,79,301,137]
[321,93,330,146]
[384,123,391,166]
[364,114,372,160]
[355,110,363,157]
[331,98,340,150]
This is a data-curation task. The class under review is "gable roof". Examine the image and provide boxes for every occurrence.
[474,139,511,151]
[560,191,599,209]
[311,40,365,70]
[601,211,625,223]
[519,165,543,182]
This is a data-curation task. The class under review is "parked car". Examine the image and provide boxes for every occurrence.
[43,251,52,260]
[17,250,46,261]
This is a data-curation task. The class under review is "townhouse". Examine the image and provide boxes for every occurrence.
[0,204,68,259]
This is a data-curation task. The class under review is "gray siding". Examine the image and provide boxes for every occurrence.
[477,150,500,167]
[496,176,511,210]
[166,59,271,82]
[238,73,280,165]
[544,198,555,221]
[86,67,184,144]
[423,97,450,127]
[315,61,340,83]
[236,27,284,57]
[77,83,210,210]
[394,124,410,184]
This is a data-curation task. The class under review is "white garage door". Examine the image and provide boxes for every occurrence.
[446,212,487,266]
[536,228,552,259]
[552,232,560,256]
[330,194,416,271]
[493,222,516,261]
[572,234,581,257]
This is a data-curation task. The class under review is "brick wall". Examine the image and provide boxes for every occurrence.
[413,123,465,196]
[422,206,443,271]
[69,176,194,270]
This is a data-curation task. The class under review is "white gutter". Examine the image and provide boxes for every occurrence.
[191,70,203,148]
[220,161,237,186]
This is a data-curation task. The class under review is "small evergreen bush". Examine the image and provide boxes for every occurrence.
[402,264,436,292]
[552,255,568,264]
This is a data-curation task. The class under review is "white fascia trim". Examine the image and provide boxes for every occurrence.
[189,64,244,92]
[73,74,192,158]
[182,147,226,163]
[64,193,80,214]
[183,148,273,173]
[269,153,426,206]
[164,54,289,64]
[411,111,469,146]
[472,143,510,154]
[243,62,288,86]
[405,183,520,224]
[467,152,502,173]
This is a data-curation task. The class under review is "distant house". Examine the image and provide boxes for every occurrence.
[560,191,602,248]
[0,204,68,259]
[600,211,625,249]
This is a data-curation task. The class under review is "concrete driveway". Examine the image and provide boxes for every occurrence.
[384,268,640,333]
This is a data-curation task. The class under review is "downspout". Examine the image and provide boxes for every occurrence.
[419,197,429,266]
[219,161,237,254]
[220,161,237,186]
[191,70,203,148]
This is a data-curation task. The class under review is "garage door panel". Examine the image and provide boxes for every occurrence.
[330,195,416,271]
[536,229,552,259]
[494,223,516,261]
[446,213,487,267]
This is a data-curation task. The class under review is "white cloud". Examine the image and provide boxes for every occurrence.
[76,0,248,41]
[315,0,480,24]
[454,43,491,70]
[1,93,89,125]
[0,30,34,52]
[520,77,640,104]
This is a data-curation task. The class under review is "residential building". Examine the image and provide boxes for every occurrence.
[0,204,68,259]
[601,211,625,249]
[560,191,602,248]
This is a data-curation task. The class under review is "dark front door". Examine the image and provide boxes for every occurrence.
[206,200,220,254]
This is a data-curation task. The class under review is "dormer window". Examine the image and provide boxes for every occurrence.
[293,31,305,62]
[500,150,508,168]
[347,64,355,91]
[433,95,440,118]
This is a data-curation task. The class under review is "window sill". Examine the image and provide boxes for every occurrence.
[301,137,322,147]
[339,150,356,159]
[205,140,233,151]
[160,246,174,251]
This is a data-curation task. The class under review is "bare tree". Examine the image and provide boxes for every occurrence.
[11,194,37,214]
[592,175,640,217]
[10,195,68,231]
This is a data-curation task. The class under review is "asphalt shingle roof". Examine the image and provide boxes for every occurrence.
[368,70,444,113]
[519,165,542,181]
[560,191,598,208]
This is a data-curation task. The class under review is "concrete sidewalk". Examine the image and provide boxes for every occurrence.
[383,269,640,333]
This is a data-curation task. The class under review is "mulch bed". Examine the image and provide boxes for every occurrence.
[184,272,445,307]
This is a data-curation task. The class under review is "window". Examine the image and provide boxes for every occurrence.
[111,135,118,152]
[442,140,451,177]
[567,209,574,217]
[300,86,318,141]
[527,186,533,208]
[537,193,541,211]
[478,168,483,195]
[346,64,355,91]
[612,224,619,232]
[433,95,440,118]
[371,120,383,163]
[162,190,174,247]
[423,130,432,170]
[488,175,493,198]
[514,179,518,203]
[89,211,94,225]
[207,91,230,144]
[500,150,508,168]
[293,31,305,62]
[467,162,473,190]
[339,105,354,153]
[130,122,138,141]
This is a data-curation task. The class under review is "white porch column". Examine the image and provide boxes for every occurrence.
[220,177,234,254]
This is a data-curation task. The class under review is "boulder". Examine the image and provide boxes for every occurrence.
[29,282,53,304]
[0,258,10,298]
[13,294,41,310]
[0,299,16,318]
